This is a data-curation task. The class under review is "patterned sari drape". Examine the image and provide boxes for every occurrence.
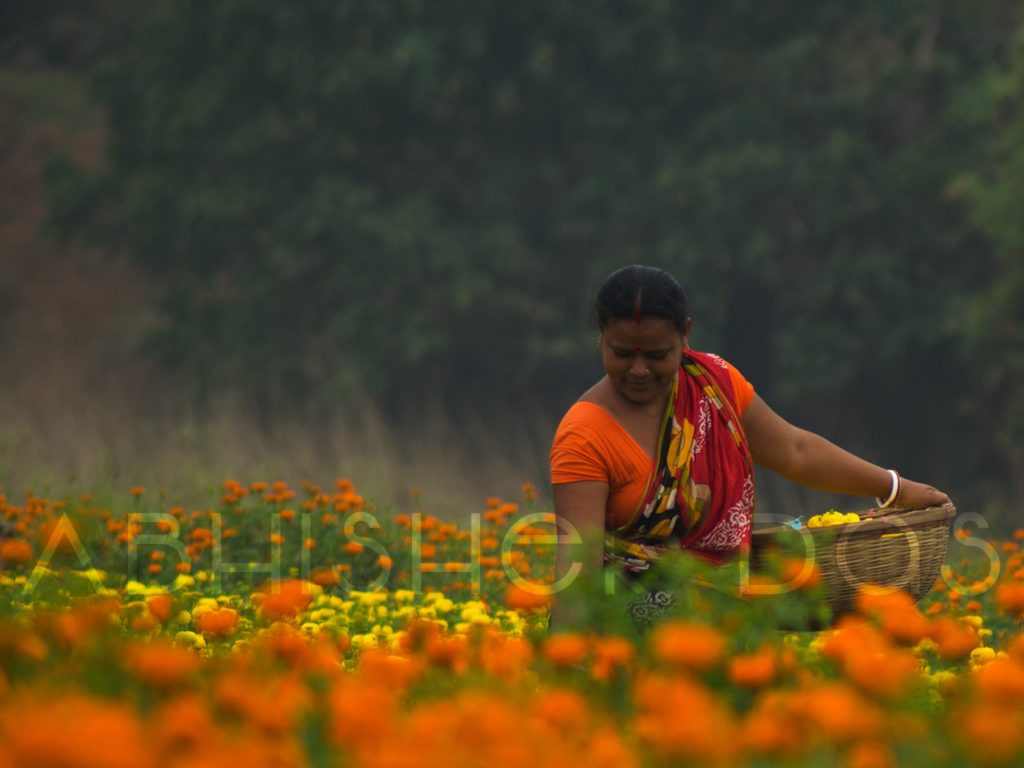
[604,349,756,576]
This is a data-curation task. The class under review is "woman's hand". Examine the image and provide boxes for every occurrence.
[894,478,951,509]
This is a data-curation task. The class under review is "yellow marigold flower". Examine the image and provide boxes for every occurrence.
[351,633,378,650]
[971,646,997,665]
[172,574,196,591]
[174,631,206,650]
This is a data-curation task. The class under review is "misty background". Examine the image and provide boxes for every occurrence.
[2,1,1023,524]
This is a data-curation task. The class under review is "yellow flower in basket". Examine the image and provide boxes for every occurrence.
[807,510,861,528]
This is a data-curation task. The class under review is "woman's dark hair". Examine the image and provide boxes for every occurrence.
[595,265,690,332]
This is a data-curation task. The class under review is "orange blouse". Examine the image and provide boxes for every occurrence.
[550,361,755,529]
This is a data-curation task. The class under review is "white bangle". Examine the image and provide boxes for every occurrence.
[875,469,900,509]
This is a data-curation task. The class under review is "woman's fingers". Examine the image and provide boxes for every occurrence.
[896,478,951,509]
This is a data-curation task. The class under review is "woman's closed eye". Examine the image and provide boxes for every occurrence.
[613,349,668,361]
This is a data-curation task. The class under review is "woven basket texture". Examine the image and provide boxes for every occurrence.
[752,502,956,617]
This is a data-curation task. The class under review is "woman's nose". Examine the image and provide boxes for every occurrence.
[629,357,649,376]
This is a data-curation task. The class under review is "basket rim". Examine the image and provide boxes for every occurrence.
[752,501,956,538]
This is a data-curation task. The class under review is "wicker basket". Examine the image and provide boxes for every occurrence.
[751,502,956,618]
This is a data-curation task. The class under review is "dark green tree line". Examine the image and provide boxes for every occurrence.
[44,0,1024,512]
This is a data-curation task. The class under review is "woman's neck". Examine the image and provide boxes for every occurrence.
[602,376,673,419]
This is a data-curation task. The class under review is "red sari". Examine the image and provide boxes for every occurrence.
[604,349,756,573]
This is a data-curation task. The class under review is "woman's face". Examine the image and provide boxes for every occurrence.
[600,316,688,405]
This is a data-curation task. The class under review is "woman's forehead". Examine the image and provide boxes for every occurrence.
[603,317,681,347]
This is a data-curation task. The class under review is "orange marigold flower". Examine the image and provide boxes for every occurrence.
[280,508,295,522]
[131,612,158,632]
[258,579,315,621]
[843,646,921,700]
[846,740,895,768]
[125,641,200,687]
[591,636,635,681]
[425,634,469,673]
[1009,634,1024,664]
[884,609,931,645]
[955,705,1024,765]
[129,486,145,497]
[521,482,538,502]
[780,557,821,590]
[196,607,239,638]
[800,683,883,743]
[484,496,502,509]
[504,582,552,613]
[728,648,777,688]
[269,532,285,546]
[147,563,162,574]
[0,537,33,565]
[533,688,589,730]
[650,621,726,671]
[176,561,192,573]
[0,693,151,768]
[930,617,980,660]
[303,537,316,550]
[147,593,173,623]
[312,567,341,587]
[343,540,364,555]
[480,631,534,681]
[973,657,1024,703]
[996,583,1024,618]
[443,562,466,572]
[543,633,589,667]
[377,554,393,570]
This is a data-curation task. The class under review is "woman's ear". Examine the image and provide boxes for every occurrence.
[682,317,694,347]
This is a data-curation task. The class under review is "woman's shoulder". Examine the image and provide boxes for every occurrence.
[555,399,616,435]
[689,349,756,414]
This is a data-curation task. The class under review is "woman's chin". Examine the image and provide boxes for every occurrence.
[617,384,660,404]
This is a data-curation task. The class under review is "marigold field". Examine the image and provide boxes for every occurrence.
[2,479,1024,767]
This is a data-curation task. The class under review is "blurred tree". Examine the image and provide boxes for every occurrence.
[45,0,1023,509]
[949,22,1024,501]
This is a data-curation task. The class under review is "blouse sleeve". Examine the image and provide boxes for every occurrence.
[724,361,756,416]
[550,418,609,485]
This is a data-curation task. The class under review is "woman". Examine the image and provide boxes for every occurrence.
[548,265,950,631]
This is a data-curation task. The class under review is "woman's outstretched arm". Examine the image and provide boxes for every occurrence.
[741,395,950,509]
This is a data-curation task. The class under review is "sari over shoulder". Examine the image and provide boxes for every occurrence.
[602,349,756,572]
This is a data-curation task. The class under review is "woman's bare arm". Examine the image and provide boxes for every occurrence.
[741,395,950,508]
[548,480,608,633]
